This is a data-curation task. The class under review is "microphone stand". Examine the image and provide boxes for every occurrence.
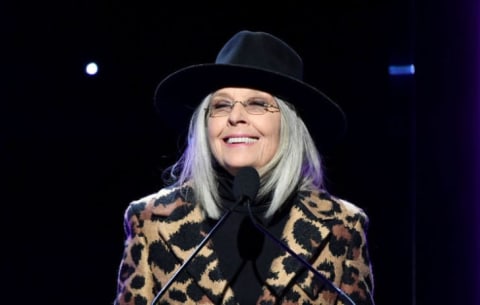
[246,202,357,305]
[150,199,242,305]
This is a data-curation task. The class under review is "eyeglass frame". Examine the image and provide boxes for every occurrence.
[205,98,280,117]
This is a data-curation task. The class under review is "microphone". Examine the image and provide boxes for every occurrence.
[150,167,260,305]
[233,166,260,203]
[244,170,357,305]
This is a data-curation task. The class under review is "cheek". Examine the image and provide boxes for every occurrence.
[207,120,222,153]
[268,119,281,147]
[267,129,281,155]
[259,119,281,157]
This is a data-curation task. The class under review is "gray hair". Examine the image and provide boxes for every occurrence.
[165,94,325,219]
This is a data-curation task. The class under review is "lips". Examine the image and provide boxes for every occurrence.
[224,136,259,144]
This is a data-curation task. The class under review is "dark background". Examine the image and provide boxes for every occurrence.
[2,1,478,305]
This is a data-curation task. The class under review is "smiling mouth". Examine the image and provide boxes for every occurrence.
[225,137,259,144]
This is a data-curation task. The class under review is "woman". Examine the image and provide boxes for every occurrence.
[114,30,375,305]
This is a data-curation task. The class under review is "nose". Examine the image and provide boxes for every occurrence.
[227,102,248,124]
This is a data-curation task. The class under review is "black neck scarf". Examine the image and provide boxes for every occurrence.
[209,167,293,305]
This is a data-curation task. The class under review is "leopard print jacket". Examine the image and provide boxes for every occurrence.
[114,185,375,305]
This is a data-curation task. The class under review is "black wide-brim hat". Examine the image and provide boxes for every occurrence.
[154,30,347,151]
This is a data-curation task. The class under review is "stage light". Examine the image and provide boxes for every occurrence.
[388,64,415,75]
[85,62,99,76]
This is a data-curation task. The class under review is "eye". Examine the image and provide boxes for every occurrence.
[211,99,232,109]
[247,98,269,107]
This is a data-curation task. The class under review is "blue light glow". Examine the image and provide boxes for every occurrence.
[388,64,415,75]
[476,12,480,304]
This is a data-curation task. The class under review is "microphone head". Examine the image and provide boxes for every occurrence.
[233,167,260,202]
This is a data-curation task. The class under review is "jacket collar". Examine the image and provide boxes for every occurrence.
[265,194,337,299]
[156,189,338,303]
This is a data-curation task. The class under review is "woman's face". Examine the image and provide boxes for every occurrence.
[207,87,281,176]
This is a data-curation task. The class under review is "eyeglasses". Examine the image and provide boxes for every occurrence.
[206,98,280,117]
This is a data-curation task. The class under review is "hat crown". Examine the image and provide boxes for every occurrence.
[215,31,304,80]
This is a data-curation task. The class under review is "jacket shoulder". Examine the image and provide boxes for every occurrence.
[298,190,370,223]
[125,185,194,220]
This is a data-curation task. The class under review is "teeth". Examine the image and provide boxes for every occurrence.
[227,137,258,144]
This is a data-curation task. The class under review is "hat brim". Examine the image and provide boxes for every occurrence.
[154,64,347,152]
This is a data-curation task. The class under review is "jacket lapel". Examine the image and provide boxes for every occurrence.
[265,192,337,300]
[156,200,231,303]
